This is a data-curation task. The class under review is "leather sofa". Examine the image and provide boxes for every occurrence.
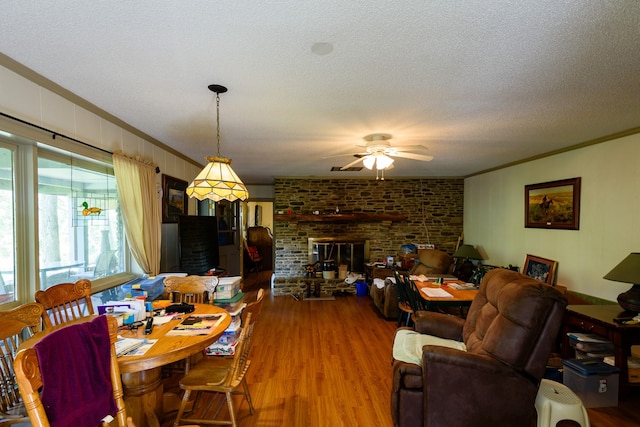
[370,249,453,319]
[390,268,568,427]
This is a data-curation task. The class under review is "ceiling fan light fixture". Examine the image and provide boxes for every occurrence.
[186,85,249,202]
[362,155,376,170]
[376,154,394,170]
[363,153,394,170]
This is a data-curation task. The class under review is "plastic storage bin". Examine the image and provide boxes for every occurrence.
[355,281,368,296]
[562,358,620,408]
[121,276,165,301]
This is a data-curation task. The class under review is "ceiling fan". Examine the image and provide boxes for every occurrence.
[337,133,434,179]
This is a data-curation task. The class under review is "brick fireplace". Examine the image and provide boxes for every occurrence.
[272,178,464,295]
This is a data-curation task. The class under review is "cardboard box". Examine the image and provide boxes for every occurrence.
[562,358,620,408]
[628,357,640,383]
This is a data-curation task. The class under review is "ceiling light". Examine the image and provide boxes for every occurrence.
[363,153,394,170]
[187,84,249,202]
[376,154,394,170]
[362,155,376,170]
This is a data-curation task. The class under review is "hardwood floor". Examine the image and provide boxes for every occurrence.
[161,271,640,427]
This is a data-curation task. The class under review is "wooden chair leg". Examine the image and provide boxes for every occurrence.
[242,377,254,414]
[174,389,191,427]
[226,391,237,427]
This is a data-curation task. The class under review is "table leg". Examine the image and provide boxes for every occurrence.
[121,367,164,427]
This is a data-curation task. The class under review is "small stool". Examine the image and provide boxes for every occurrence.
[535,379,590,427]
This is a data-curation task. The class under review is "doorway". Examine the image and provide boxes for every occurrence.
[245,201,274,272]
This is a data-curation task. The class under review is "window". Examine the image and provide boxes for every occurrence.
[37,152,125,289]
[0,120,132,306]
[0,145,15,304]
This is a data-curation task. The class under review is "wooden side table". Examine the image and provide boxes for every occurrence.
[561,304,640,398]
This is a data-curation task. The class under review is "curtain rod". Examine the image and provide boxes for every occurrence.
[0,111,161,173]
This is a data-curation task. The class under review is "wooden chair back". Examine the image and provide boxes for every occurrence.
[393,270,414,326]
[240,288,265,327]
[14,315,128,427]
[34,279,94,328]
[164,275,218,304]
[0,302,45,424]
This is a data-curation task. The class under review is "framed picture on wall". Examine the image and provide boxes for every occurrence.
[525,177,581,230]
[162,174,188,223]
[523,254,558,285]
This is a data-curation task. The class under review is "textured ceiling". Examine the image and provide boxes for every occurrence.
[1,1,639,183]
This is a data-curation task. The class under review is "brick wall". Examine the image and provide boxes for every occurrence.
[274,178,464,279]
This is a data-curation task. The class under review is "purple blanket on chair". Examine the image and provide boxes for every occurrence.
[35,315,117,427]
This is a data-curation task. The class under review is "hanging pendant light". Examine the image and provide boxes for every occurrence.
[187,84,249,202]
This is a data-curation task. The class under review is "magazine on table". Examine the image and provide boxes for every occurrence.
[166,313,226,336]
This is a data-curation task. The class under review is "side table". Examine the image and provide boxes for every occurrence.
[561,304,640,398]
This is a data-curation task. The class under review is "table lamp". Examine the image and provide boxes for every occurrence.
[452,244,483,281]
[603,252,640,313]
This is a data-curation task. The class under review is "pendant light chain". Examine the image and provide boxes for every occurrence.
[186,83,249,201]
[215,91,221,158]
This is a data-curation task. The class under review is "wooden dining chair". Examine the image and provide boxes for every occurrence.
[174,313,255,427]
[393,270,414,327]
[401,274,430,323]
[164,275,219,304]
[163,275,219,374]
[34,278,94,328]
[0,302,45,425]
[14,315,128,427]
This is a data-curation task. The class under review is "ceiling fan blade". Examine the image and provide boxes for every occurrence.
[392,152,434,161]
[323,151,368,160]
[392,145,429,152]
[340,156,366,170]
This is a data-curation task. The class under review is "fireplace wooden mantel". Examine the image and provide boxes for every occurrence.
[274,213,407,223]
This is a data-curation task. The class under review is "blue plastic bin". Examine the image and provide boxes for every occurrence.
[121,276,165,300]
[355,281,368,296]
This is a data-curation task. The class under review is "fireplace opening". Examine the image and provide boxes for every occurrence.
[308,238,370,274]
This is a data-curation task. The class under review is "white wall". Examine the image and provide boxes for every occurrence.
[0,63,203,201]
[0,62,204,275]
[464,133,640,302]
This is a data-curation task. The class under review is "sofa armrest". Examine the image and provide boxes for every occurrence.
[421,346,538,427]
[413,311,464,340]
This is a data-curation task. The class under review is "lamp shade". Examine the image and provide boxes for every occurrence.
[604,253,640,284]
[186,156,249,202]
[452,244,483,260]
[603,252,640,313]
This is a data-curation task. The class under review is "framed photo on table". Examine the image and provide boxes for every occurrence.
[162,174,187,223]
[523,254,558,285]
[525,177,581,230]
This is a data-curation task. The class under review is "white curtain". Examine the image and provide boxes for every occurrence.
[112,152,161,275]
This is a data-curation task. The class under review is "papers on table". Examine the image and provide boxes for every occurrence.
[447,282,478,290]
[115,336,157,357]
[420,287,453,298]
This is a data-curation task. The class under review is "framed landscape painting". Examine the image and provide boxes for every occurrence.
[162,174,187,223]
[525,177,581,230]
[523,254,558,285]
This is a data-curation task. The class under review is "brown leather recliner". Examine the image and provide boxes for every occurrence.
[391,268,568,427]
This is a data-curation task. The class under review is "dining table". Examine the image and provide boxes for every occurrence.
[18,303,230,427]
[413,278,479,311]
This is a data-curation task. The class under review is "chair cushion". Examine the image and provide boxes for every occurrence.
[393,329,466,365]
[409,249,453,276]
[246,246,261,261]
